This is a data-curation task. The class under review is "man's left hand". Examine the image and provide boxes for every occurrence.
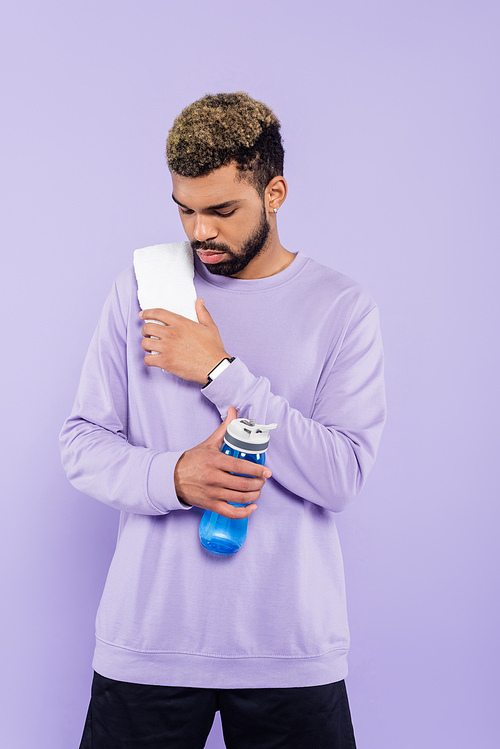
[140,299,230,385]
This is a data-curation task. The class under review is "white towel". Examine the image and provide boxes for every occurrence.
[133,242,198,321]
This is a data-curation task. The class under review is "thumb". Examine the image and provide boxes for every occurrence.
[195,298,216,327]
[204,407,238,449]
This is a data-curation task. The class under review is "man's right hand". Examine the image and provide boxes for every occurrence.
[174,407,271,519]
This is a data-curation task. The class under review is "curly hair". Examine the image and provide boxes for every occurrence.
[166,92,284,196]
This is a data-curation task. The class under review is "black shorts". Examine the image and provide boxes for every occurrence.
[79,671,357,749]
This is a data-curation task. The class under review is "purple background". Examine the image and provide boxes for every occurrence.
[2,1,498,747]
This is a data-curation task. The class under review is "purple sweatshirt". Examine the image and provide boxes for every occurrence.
[60,250,386,689]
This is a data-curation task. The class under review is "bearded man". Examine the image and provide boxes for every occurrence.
[60,91,386,749]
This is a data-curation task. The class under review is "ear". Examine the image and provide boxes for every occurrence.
[265,176,287,215]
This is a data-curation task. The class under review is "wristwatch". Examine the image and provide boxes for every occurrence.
[203,357,235,388]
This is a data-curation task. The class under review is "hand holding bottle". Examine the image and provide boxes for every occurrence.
[174,408,271,519]
[199,417,277,555]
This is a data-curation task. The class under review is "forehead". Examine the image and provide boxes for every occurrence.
[171,163,259,208]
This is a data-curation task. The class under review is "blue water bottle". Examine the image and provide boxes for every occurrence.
[199,418,277,556]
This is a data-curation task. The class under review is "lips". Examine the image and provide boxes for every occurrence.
[197,250,226,264]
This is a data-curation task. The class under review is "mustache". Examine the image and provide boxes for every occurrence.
[191,240,232,254]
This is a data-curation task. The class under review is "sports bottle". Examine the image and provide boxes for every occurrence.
[199,418,277,556]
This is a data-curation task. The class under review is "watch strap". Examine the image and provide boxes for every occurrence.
[203,357,235,388]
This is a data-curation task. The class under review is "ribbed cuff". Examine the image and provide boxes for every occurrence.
[147,451,193,512]
[200,357,259,417]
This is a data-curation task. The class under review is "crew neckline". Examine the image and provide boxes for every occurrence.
[194,251,308,292]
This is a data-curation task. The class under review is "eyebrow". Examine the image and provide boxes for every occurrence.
[171,194,240,211]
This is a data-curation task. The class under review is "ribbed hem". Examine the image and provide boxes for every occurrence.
[93,637,348,689]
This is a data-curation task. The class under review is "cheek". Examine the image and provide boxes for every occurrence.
[225,217,249,243]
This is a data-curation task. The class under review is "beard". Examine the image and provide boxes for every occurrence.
[191,207,270,276]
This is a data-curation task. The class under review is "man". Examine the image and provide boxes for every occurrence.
[60,92,386,748]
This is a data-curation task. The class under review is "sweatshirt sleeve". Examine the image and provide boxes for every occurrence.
[59,275,189,515]
[201,305,386,513]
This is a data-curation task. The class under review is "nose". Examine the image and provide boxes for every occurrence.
[193,214,218,242]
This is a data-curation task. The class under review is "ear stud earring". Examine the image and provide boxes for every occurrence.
[273,208,278,214]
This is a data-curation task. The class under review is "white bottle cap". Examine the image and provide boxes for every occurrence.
[224,418,277,453]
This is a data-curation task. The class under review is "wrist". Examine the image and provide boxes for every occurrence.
[174,453,190,506]
[202,356,235,389]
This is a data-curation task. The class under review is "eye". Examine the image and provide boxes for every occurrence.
[179,207,194,215]
[214,209,236,217]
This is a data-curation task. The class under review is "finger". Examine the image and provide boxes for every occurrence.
[195,298,216,328]
[140,308,183,324]
[143,353,164,367]
[225,406,237,424]
[142,321,167,337]
[142,337,164,353]
[209,499,258,520]
[202,407,238,449]
[210,487,263,504]
[216,452,272,479]
[215,473,266,493]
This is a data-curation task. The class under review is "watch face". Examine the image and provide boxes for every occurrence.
[209,357,234,381]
